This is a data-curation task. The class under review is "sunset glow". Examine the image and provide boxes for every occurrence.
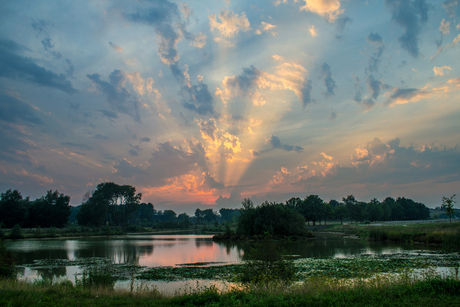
[0,0,459,213]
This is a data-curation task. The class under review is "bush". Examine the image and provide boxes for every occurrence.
[0,238,15,279]
[9,224,24,239]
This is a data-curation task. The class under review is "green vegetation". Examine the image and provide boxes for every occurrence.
[77,182,142,227]
[1,275,460,306]
[235,199,307,238]
[0,238,15,279]
[327,223,460,250]
[442,194,457,223]
[0,189,70,229]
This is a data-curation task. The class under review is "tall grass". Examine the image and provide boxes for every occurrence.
[1,273,459,307]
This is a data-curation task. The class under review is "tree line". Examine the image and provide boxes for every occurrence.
[0,189,70,229]
[0,182,434,232]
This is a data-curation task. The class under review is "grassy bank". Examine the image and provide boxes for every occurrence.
[1,275,460,307]
[326,222,460,250]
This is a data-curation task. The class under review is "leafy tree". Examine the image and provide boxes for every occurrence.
[241,198,254,210]
[162,210,177,221]
[0,189,28,228]
[237,200,306,237]
[297,195,323,226]
[442,194,457,223]
[322,202,333,225]
[219,208,240,222]
[0,238,15,278]
[77,182,141,227]
[194,209,205,224]
[28,190,71,228]
[328,199,340,209]
[333,205,348,224]
[285,197,301,209]
[365,199,383,222]
[177,213,190,228]
[343,195,362,224]
[202,209,218,223]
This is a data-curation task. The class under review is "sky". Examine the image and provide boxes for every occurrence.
[0,0,459,214]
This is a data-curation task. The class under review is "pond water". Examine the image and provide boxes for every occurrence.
[5,234,447,293]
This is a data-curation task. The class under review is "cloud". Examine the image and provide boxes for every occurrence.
[431,33,460,60]
[366,32,385,73]
[109,42,123,52]
[266,135,303,153]
[181,76,215,115]
[0,39,77,94]
[203,172,225,189]
[124,0,205,80]
[255,21,277,36]
[384,0,429,58]
[209,10,251,37]
[335,15,352,39]
[41,38,62,59]
[442,0,459,17]
[300,80,314,107]
[190,32,207,48]
[113,141,208,187]
[297,137,460,188]
[215,190,241,207]
[366,75,382,100]
[444,33,460,49]
[320,62,337,98]
[439,19,450,35]
[197,118,218,141]
[87,70,141,122]
[99,109,118,119]
[124,71,146,95]
[216,63,311,107]
[0,94,43,125]
[433,66,451,76]
[141,137,151,142]
[309,25,317,37]
[385,87,427,105]
[299,0,344,21]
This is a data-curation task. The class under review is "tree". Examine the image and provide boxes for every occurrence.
[297,195,323,226]
[343,195,362,224]
[77,182,141,227]
[333,205,348,224]
[365,199,383,222]
[442,194,457,223]
[219,208,240,222]
[322,202,333,225]
[0,189,28,228]
[237,201,306,237]
[28,190,71,228]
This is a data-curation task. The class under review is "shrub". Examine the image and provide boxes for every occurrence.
[0,238,15,279]
[9,224,24,239]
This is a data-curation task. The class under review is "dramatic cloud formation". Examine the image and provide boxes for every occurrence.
[0,1,459,212]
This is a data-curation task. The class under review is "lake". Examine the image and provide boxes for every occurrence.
[5,234,448,293]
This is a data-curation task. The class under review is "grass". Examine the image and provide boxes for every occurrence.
[1,274,460,306]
